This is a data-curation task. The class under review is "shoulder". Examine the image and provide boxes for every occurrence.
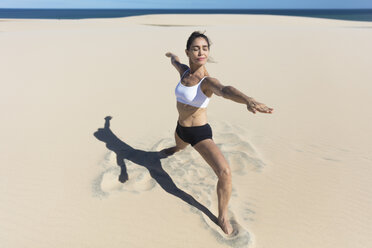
[179,66,190,78]
[202,77,225,96]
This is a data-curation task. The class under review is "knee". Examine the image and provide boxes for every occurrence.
[217,166,231,182]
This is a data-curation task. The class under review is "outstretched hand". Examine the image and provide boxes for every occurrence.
[165,52,173,57]
[247,99,274,114]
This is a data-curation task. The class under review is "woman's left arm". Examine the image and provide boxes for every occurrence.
[205,77,274,114]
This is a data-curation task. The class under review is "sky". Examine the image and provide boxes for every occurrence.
[1,0,372,9]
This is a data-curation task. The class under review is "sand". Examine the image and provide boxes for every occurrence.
[1,14,372,248]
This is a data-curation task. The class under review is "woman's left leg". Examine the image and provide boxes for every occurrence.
[193,139,233,234]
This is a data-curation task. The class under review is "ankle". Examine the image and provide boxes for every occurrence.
[218,215,228,222]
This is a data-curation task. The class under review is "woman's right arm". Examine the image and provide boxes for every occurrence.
[165,52,189,76]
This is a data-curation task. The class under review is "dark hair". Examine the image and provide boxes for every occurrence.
[186,31,211,50]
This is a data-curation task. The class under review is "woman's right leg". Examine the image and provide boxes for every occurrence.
[174,131,189,152]
[161,131,189,156]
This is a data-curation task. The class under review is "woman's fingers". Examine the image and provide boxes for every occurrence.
[256,104,273,113]
[248,102,273,114]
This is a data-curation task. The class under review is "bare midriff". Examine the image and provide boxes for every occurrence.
[176,101,208,127]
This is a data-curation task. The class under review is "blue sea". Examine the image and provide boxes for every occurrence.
[0,8,372,22]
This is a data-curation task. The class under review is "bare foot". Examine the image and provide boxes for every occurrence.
[218,217,233,235]
[158,146,178,158]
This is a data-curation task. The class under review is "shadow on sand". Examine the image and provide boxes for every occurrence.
[93,116,218,225]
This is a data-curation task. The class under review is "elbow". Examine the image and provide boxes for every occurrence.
[221,86,234,98]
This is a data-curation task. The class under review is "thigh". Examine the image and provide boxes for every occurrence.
[193,139,229,175]
[175,131,189,150]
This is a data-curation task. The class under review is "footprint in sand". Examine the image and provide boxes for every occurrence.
[153,122,263,247]
[93,121,265,247]
[92,151,156,197]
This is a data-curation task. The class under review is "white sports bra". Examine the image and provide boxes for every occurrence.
[175,69,210,108]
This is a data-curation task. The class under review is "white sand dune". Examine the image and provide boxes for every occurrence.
[1,14,372,248]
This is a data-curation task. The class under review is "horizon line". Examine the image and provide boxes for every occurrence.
[1,8,372,10]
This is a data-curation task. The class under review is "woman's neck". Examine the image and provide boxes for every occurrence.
[189,64,208,76]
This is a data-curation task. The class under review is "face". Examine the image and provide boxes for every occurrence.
[185,37,209,66]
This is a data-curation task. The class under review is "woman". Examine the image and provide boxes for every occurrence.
[162,31,273,235]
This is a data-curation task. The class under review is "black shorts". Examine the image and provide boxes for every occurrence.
[176,121,213,146]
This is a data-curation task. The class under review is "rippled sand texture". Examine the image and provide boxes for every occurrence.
[93,118,267,247]
[1,14,372,248]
